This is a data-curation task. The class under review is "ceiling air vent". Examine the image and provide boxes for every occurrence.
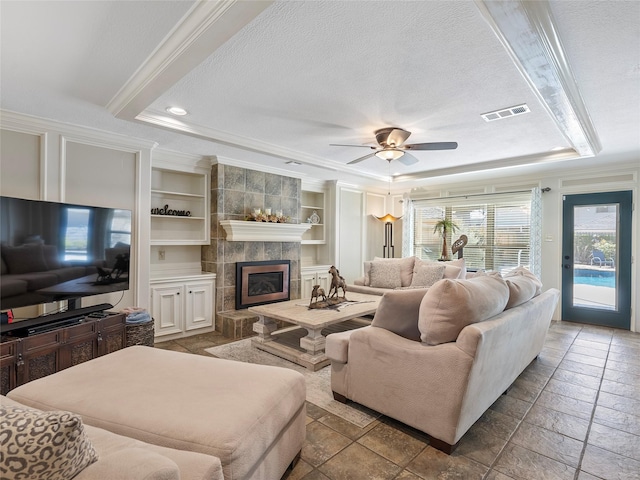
[481,104,530,122]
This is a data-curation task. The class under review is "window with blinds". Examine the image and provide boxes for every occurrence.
[411,192,533,273]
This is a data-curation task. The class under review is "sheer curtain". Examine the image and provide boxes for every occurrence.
[529,187,542,277]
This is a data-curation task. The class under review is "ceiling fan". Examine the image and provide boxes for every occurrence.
[331,127,457,165]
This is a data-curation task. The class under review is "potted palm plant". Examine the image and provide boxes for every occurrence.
[433,218,459,261]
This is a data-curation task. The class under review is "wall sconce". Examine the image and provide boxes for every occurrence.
[374,214,402,258]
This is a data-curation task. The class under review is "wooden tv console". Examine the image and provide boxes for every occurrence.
[0,312,125,395]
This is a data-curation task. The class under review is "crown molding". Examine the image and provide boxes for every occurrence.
[152,148,212,172]
[394,149,579,183]
[0,110,158,151]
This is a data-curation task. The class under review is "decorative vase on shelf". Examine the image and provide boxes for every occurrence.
[310,211,320,224]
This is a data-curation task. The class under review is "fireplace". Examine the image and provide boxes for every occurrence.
[236,260,291,309]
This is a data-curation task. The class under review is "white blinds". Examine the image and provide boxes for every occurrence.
[411,191,535,273]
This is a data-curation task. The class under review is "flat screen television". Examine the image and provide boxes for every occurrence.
[1,196,132,329]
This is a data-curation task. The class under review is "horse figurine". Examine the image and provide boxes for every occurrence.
[309,284,327,306]
[328,266,347,299]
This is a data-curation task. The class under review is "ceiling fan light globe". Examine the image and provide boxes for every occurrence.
[375,149,404,161]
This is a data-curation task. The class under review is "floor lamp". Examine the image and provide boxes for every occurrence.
[374,214,402,258]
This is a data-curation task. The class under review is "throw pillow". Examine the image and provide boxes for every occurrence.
[443,257,466,278]
[418,275,510,345]
[1,245,48,274]
[371,289,427,341]
[369,261,402,289]
[410,263,445,288]
[504,275,538,309]
[504,267,543,295]
[0,404,98,480]
[414,257,466,279]
[373,256,416,287]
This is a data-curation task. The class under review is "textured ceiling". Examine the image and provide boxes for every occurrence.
[1,0,638,191]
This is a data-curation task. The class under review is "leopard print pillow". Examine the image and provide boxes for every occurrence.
[0,403,98,480]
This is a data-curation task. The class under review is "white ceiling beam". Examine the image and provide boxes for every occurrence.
[107,0,273,120]
[475,0,601,157]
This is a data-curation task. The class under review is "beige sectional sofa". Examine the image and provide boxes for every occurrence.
[347,255,467,296]
[5,346,306,480]
[327,269,559,453]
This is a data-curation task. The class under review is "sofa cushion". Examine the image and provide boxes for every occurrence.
[371,289,428,341]
[369,261,403,289]
[74,448,179,480]
[410,262,445,288]
[0,402,98,480]
[418,275,510,345]
[1,245,48,274]
[372,256,416,287]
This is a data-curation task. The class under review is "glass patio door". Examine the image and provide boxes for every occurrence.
[561,191,632,329]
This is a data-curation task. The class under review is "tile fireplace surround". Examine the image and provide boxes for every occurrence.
[202,164,303,332]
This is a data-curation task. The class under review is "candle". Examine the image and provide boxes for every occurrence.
[265,208,271,215]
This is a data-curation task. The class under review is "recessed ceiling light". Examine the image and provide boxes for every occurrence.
[286,161,302,166]
[166,106,188,116]
[551,146,564,151]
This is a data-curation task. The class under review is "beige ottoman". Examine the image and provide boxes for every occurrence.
[8,346,306,480]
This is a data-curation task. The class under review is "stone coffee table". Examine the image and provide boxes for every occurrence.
[249,292,381,371]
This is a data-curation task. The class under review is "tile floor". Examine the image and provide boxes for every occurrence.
[155,321,640,480]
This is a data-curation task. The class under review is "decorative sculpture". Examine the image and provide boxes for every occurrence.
[451,235,468,259]
[309,285,327,307]
[328,266,348,299]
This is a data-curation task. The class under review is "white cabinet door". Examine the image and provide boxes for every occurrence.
[184,280,213,331]
[301,271,318,300]
[151,284,184,337]
[317,269,331,293]
[301,267,332,300]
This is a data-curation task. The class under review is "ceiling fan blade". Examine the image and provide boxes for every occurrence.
[347,152,378,165]
[330,144,375,148]
[404,142,458,150]
[398,152,419,166]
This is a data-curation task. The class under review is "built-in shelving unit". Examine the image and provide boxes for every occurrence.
[150,166,209,245]
[301,190,326,244]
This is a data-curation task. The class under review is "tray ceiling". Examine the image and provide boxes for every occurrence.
[1,0,638,190]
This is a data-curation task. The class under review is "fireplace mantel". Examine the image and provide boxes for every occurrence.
[220,220,312,242]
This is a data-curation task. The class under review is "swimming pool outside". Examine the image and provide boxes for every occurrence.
[574,268,616,288]
[573,267,616,310]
